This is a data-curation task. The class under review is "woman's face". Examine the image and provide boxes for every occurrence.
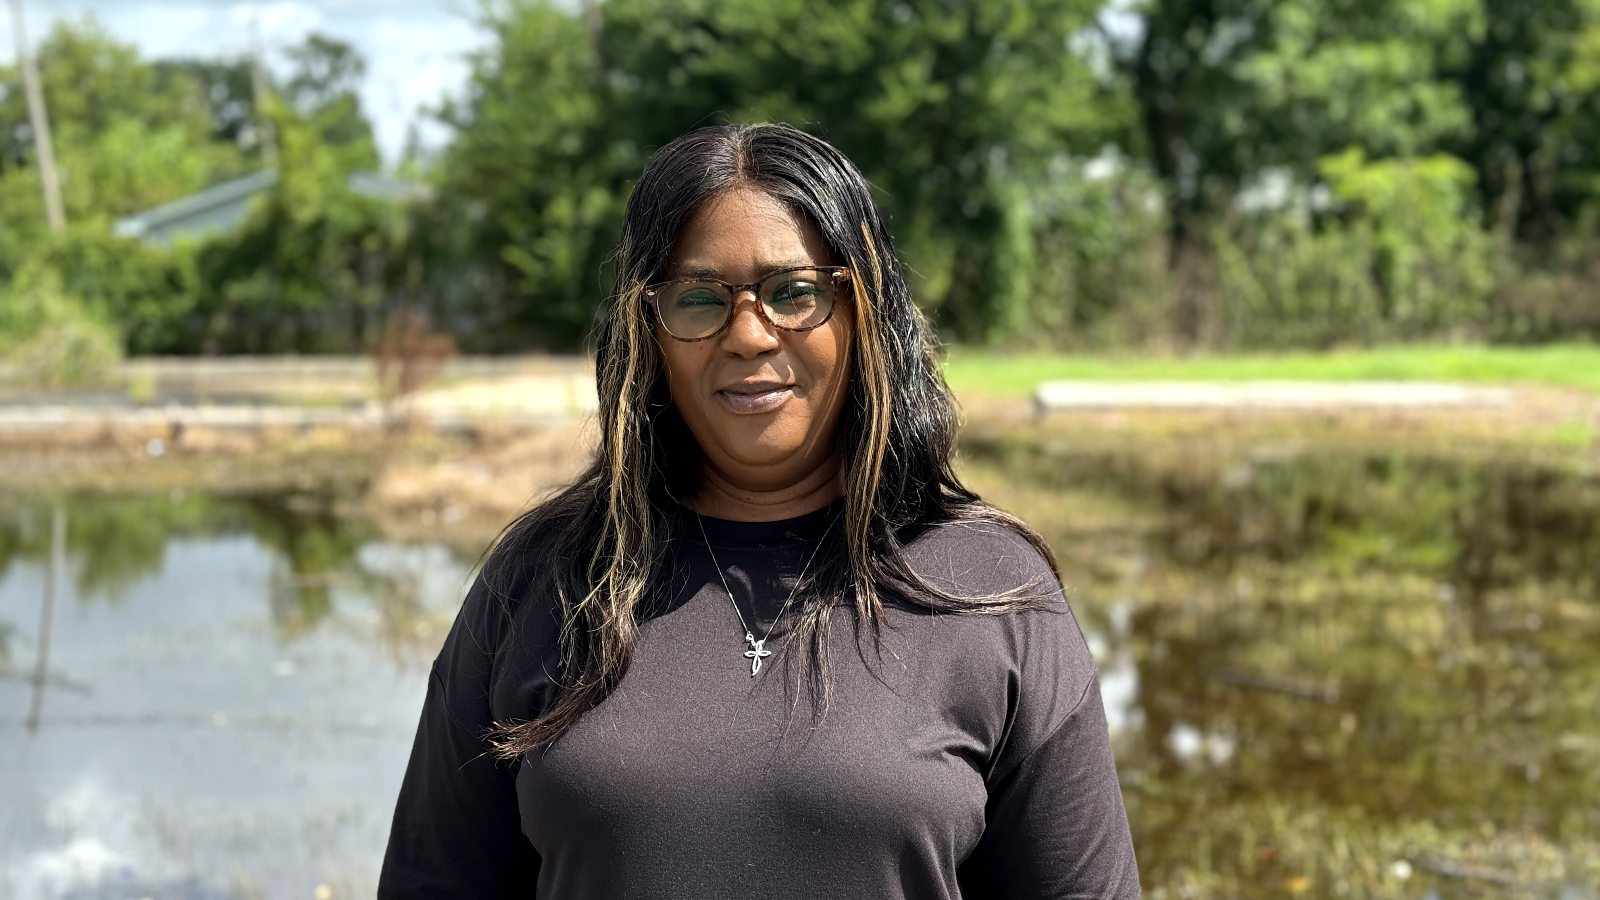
[654,185,855,497]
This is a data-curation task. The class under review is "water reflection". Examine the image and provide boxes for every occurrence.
[0,491,456,639]
[4,447,1598,899]
[0,492,474,900]
[964,440,1600,900]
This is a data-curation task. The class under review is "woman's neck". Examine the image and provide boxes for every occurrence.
[688,454,845,522]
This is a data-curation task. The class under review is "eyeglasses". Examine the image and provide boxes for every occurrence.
[643,266,850,342]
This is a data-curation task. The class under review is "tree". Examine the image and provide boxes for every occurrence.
[435,0,1125,347]
[152,58,260,149]
[0,17,250,355]
[180,35,404,354]
[1446,0,1600,242]
[282,33,378,153]
[0,15,249,231]
[0,22,401,355]
[1121,0,1479,235]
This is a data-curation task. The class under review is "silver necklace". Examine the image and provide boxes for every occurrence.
[694,510,837,676]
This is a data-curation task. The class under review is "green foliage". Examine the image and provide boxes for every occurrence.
[4,3,1600,353]
[429,0,1598,349]
[0,262,122,387]
[281,34,378,153]
[0,16,251,357]
[0,21,398,355]
[24,227,202,354]
[1209,150,1500,346]
[1316,150,1498,332]
[1124,0,1479,220]
[1114,0,1600,347]
[1449,0,1600,240]
[432,1,622,348]
[0,15,251,236]
[174,33,398,354]
[436,0,1123,346]
[188,84,397,353]
[152,58,258,147]
[994,152,1172,348]
[941,343,1600,399]
[1491,215,1600,341]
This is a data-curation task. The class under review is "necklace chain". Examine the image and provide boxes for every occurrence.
[694,509,837,677]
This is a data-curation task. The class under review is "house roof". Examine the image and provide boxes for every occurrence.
[112,170,280,241]
[112,169,431,244]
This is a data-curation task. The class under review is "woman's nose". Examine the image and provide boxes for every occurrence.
[721,292,780,356]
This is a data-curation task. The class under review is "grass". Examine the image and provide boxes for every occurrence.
[942,343,1600,399]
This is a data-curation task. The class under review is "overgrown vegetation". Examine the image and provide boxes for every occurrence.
[0,20,414,360]
[3,2,1600,355]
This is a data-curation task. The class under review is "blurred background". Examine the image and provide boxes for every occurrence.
[0,0,1597,898]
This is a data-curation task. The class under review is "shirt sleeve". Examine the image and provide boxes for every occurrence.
[958,676,1141,899]
[904,518,1141,898]
[378,572,542,898]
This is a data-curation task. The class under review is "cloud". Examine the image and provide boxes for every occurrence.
[342,9,483,161]
[231,2,328,41]
[1,0,489,165]
[3,775,177,900]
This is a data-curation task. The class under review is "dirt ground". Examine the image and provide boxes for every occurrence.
[2,383,1594,548]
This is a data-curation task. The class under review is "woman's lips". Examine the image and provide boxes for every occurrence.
[716,384,794,414]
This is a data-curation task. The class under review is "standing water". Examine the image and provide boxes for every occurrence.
[963,438,1600,900]
[3,439,1599,899]
[0,493,473,900]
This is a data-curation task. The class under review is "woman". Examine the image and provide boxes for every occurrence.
[380,124,1139,899]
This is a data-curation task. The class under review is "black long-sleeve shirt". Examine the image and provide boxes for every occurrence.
[379,503,1140,899]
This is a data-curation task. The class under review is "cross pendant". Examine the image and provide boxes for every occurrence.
[743,633,771,676]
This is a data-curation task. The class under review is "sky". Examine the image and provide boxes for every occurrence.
[0,1,493,166]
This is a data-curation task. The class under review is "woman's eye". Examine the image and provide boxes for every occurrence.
[673,289,726,309]
[770,283,820,309]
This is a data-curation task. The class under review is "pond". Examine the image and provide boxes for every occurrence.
[961,439,1600,900]
[2,442,1597,899]
[0,492,473,900]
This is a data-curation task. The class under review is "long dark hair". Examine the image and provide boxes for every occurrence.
[487,123,1057,756]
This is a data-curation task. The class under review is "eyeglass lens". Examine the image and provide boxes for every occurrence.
[655,269,837,340]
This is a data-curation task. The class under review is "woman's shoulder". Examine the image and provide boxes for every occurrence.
[897,511,1061,600]
[891,512,1100,764]
[893,510,1091,676]
[433,503,580,724]
[440,496,590,674]
[474,486,599,604]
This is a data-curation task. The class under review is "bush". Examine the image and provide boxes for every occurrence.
[1490,213,1600,343]
[999,151,1172,349]
[1209,150,1501,348]
[0,263,124,387]
[24,226,203,355]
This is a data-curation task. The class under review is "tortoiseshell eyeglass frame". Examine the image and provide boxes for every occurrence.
[643,265,852,342]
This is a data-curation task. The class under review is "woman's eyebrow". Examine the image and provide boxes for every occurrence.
[672,259,816,280]
[674,263,723,279]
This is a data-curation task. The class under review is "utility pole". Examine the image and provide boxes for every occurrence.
[583,0,604,79]
[249,16,278,169]
[7,0,65,233]
[26,503,65,733]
